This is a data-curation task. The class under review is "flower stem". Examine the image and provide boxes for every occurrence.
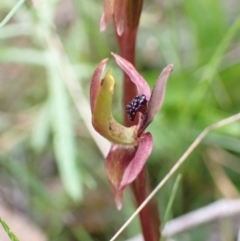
[116,27,138,127]
[131,168,161,241]
[114,1,161,239]
[114,0,143,127]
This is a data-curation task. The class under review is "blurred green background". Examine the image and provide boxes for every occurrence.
[0,0,240,240]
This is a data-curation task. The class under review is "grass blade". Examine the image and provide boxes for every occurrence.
[0,0,25,29]
[0,218,20,241]
[45,48,83,201]
[162,174,182,228]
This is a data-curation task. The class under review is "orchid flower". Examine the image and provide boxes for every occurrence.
[90,53,173,209]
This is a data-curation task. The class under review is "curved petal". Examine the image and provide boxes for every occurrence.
[111,53,151,100]
[105,144,136,209]
[138,64,173,136]
[90,58,108,113]
[100,0,114,32]
[92,71,137,145]
[119,132,153,190]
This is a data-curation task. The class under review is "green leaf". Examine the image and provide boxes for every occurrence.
[0,218,20,241]
[0,0,25,29]
[31,102,51,153]
[0,47,46,65]
[45,49,83,201]
[162,174,182,229]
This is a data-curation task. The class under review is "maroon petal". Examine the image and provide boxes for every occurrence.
[119,132,153,190]
[100,0,114,32]
[138,64,173,135]
[111,53,151,100]
[105,144,136,209]
[114,0,127,36]
[90,58,109,113]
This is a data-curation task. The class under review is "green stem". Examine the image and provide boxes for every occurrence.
[0,0,26,29]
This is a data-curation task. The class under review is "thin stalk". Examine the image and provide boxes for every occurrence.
[114,1,161,239]
[116,27,138,126]
[131,169,160,241]
[0,0,26,29]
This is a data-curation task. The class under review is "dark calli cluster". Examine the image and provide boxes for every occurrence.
[126,95,148,121]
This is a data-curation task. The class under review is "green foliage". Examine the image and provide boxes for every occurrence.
[0,0,25,29]
[0,218,20,241]
[162,174,182,228]
[0,0,239,240]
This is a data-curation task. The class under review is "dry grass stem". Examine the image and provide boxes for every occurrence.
[204,149,239,198]
[163,198,240,237]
